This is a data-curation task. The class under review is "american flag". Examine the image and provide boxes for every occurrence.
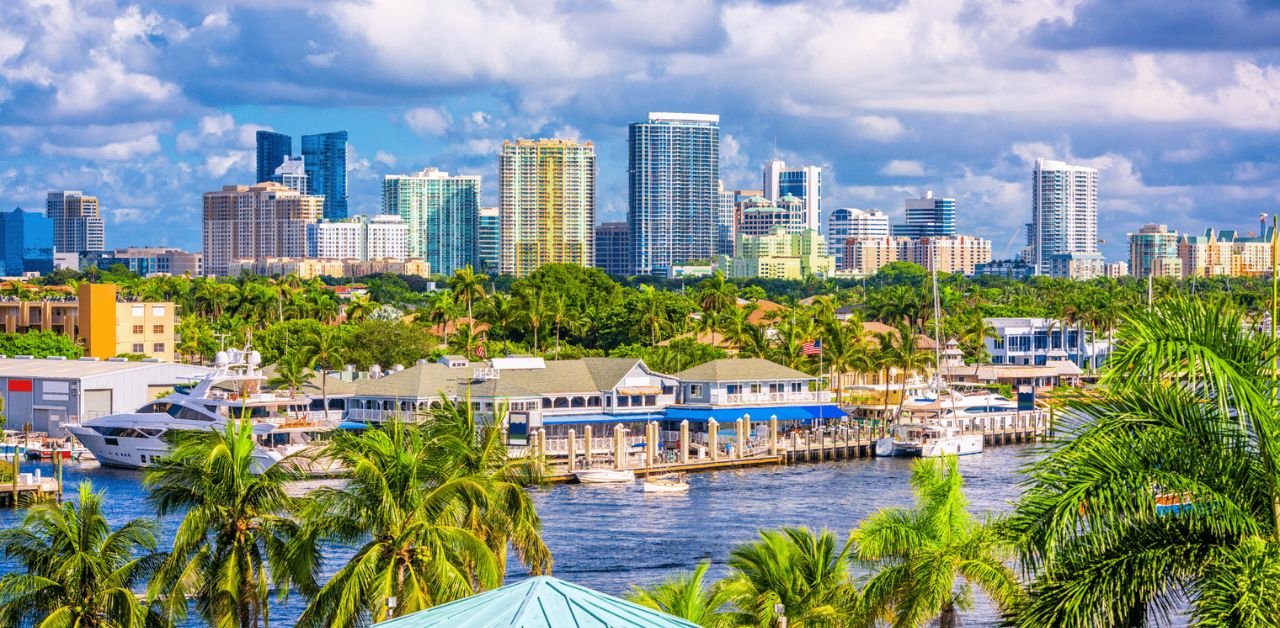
[802,338,822,356]
[475,343,486,358]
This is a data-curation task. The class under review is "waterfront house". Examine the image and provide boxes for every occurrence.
[984,317,1110,368]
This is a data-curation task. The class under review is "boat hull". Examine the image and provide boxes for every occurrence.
[643,481,690,493]
[574,469,635,484]
[920,434,984,458]
[875,437,921,457]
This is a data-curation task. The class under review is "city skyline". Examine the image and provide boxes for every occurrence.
[0,0,1278,263]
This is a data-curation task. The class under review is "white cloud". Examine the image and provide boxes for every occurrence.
[851,115,907,142]
[404,107,451,136]
[375,150,397,167]
[40,135,161,161]
[203,151,251,178]
[110,208,145,223]
[553,125,581,141]
[880,160,925,176]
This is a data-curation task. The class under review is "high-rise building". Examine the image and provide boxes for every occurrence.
[715,181,736,256]
[723,226,835,280]
[628,112,719,275]
[826,207,889,269]
[301,131,349,219]
[202,182,323,276]
[46,191,105,254]
[595,222,630,277]
[1029,158,1098,275]
[839,235,991,276]
[763,160,822,232]
[1178,227,1274,278]
[499,138,596,277]
[382,168,481,276]
[477,206,501,274]
[80,248,202,276]
[738,196,806,238]
[891,191,956,239]
[306,215,409,261]
[273,156,308,194]
[256,131,292,184]
[0,207,54,276]
[1128,223,1180,278]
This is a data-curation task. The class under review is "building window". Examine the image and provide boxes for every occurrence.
[132,325,144,334]
[152,306,165,317]
[153,325,164,335]
[750,383,762,394]
[688,384,702,397]
[153,343,165,353]
[132,343,144,353]
[132,305,144,317]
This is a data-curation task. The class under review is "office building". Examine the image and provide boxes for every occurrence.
[227,257,429,280]
[1105,261,1130,278]
[0,207,54,276]
[306,215,409,261]
[382,168,481,275]
[738,195,807,238]
[722,227,834,280]
[891,191,955,238]
[827,208,889,269]
[1178,227,1274,277]
[273,156,308,194]
[1128,223,1180,278]
[0,283,176,361]
[46,191,105,254]
[1029,158,1099,275]
[1049,252,1105,280]
[840,237,907,276]
[80,248,202,277]
[595,222,630,277]
[974,259,1035,280]
[499,139,596,277]
[301,130,349,219]
[715,181,736,256]
[256,131,292,184]
[201,182,324,276]
[763,160,822,232]
[839,235,991,276]
[478,207,501,274]
[628,112,719,276]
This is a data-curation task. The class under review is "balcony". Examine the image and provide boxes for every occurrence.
[710,390,828,405]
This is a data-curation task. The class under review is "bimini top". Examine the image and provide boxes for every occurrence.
[375,576,699,628]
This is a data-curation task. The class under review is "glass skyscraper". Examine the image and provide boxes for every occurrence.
[477,206,501,274]
[0,207,54,276]
[302,131,349,219]
[890,192,956,239]
[763,160,822,232]
[628,112,720,276]
[256,131,292,184]
[382,168,481,276]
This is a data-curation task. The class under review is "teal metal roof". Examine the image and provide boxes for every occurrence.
[375,576,700,628]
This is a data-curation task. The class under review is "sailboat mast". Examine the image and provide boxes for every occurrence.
[931,259,943,392]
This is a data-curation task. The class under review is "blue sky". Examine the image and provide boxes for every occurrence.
[1,0,1279,262]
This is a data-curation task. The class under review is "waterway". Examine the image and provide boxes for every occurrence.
[0,445,1035,625]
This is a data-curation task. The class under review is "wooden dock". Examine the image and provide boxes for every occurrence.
[0,479,61,507]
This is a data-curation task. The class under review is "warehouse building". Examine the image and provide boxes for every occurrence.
[0,357,213,434]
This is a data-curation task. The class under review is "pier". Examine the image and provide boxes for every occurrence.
[532,410,1050,482]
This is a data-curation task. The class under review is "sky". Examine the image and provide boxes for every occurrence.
[1,0,1279,262]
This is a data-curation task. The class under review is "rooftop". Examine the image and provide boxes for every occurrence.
[675,358,813,382]
[0,357,212,379]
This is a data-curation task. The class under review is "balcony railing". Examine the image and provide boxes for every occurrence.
[711,391,828,405]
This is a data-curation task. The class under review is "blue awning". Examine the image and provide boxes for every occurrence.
[542,413,663,426]
[338,421,373,430]
[664,405,846,423]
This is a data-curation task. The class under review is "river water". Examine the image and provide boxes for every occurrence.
[0,445,1036,625]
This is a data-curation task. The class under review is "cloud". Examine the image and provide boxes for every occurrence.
[110,208,146,224]
[40,135,161,161]
[1030,0,1280,51]
[374,150,397,168]
[851,115,907,142]
[404,107,451,136]
[879,160,925,176]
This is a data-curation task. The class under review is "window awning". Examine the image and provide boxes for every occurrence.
[617,386,662,395]
[542,413,663,425]
[664,405,846,423]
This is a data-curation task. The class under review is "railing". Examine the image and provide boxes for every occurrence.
[712,391,825,405]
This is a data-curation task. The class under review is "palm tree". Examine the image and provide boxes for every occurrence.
[956,315,997,364]
[886,323,934,416]
[481,292,519,354]
[424,289,460,338]
[721,527,863,628]
[0,481,166,627]
[296,419,502,626]
[146,421,316,627]
[269,350,313,406]
[697,271,738,347]
[1006,295,1280,627]
[344,294,375,323]
[448,265,488,323]
[549,292,569,354]
[302,326,344,417]
[626,561,735,628]
[636,284,671,346]
[854,456,1022,628]
[521,288,549,354]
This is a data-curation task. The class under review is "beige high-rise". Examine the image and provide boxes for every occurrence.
[498,139,596,277]
[47,191,105,254]
[202,182,323,276]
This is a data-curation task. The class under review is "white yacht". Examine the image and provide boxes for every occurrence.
[67,348,337,474]
[875,422,983,458]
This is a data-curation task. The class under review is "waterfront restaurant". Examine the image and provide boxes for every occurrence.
[666,358,846,454]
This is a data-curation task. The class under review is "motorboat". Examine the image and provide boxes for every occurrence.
[67,347,337,474]
[643,473,689,493]
[573,468,635,484]
[876,422,983,458]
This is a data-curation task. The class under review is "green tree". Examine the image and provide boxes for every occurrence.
[0,330,84,359]
[0,482,165,627]
[146,421,316,627]
[854,456,1022,628]
[448,265,489,323]
[268,349,313,403]
[626,561,734,628]
[721,527,862,628]
[342,319,435,370]
[302,326,345,416]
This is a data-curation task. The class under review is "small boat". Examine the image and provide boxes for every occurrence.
[573,469,635,484]
[643,473,689,493]
[24,445,72,461]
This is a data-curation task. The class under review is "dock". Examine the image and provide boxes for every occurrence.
[0,478,61,507]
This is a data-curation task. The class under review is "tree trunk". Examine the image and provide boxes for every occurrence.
[939,602,958,628]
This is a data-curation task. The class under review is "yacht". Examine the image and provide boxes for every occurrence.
[875,422,983,458]
[67,348,337,474]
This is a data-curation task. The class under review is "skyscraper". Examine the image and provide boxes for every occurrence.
[301,131,349,219]
[1029,158,1099,276]
[715,181,736,256]
[273,156,308,194]
[890,192,955,238]
[595,222,630,277]
[256,131,292,184]
[306,215,409,261]
[1128,223,1180,278]
[202,182,323,276]
[477,206,501,274]
[499,139,596,277]
[827,207,889,269]
[46,191,105,254]
[0,207,54,276]
[628,112,719,276]
[763,160,822,232]
[382,168,481,276]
